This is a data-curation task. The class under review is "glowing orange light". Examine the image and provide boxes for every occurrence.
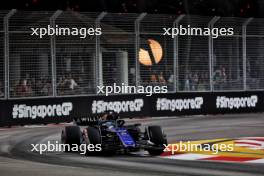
[139,39,163,66]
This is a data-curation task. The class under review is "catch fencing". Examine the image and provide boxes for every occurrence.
[0,10,263,99]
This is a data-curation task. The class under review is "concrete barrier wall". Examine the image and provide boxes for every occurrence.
[0,91,263,126]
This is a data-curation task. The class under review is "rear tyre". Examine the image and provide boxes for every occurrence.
[147,126,167,156]
[61,126,81,152]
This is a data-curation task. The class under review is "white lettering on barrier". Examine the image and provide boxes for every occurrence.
[12,102,73,119]
[92,99,144,114]
[216,95,258,109]
[156,97,204,112]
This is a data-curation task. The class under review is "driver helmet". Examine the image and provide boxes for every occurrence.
[106,111,118,120]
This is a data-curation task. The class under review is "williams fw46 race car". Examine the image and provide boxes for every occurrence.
[61,111,167,156]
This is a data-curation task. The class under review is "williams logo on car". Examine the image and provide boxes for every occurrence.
[12,102,73,119]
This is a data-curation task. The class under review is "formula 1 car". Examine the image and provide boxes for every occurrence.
[61,111,167,155]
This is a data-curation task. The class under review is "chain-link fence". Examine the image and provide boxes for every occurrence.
[247,18,264,90]
[100,13,137,90]
[8,11,54,98]
[1,10,264,99]
[139,14,176,91]
[0,11,8,99]
[55,11,99,96]
[178,15,212,92]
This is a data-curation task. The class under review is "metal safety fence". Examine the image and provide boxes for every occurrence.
[0,10,264,99]
[0,11,7,99]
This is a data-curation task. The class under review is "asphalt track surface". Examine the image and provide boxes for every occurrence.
[0,113,264,176]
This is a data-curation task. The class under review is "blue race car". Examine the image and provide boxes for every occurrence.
[61,111,167,156]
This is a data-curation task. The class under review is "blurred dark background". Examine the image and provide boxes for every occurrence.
[1,0,263,17]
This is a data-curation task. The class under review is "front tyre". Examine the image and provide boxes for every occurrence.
[147,126,167,156]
